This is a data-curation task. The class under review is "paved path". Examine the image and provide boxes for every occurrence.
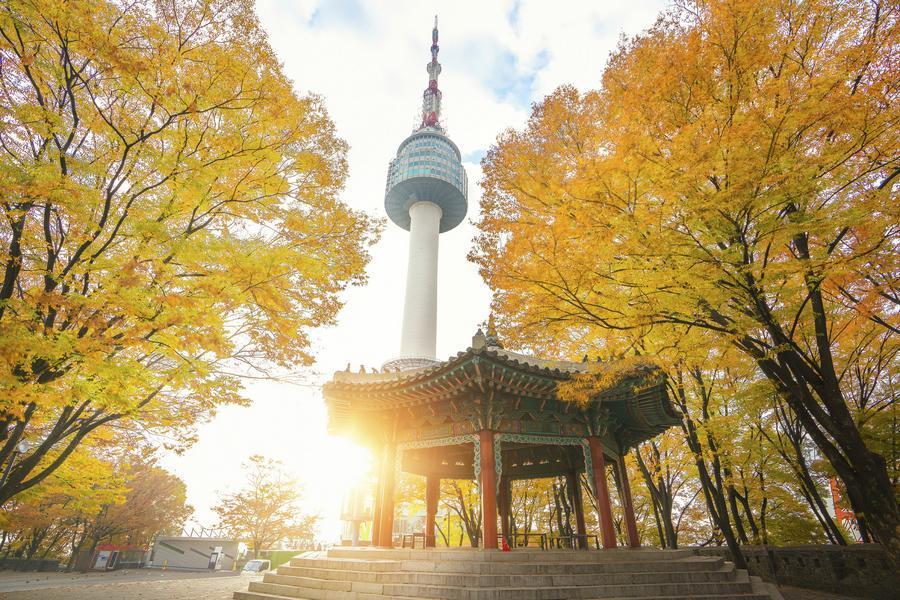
[0,569,259,600]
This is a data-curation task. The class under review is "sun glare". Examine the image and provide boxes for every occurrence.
[297,436,373,542]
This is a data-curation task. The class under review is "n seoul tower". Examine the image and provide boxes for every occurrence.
[383,17,468,371]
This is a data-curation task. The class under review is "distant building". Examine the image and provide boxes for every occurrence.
[72,543,146,571]
[148,535,239,570]
[828,477,862,542]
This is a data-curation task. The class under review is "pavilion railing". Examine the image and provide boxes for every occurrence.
[400,531,598,550]
[547,534,600,550]
[401,533,436,549]
[504,532,548,550]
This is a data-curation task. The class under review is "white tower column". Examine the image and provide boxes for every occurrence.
[400,201,442,359]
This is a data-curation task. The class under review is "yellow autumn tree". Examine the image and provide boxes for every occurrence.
[215,455,316,558]
[474,0,898,559]
[0,437,126,561]
[0,0,379,504]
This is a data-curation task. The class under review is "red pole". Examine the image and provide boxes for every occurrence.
[588,437,617,549]
[425,475,440,547]
[378,443,396,548]
[371,447,383,546]
[479,431,499,549]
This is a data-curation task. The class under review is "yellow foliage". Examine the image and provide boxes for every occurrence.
[0,0,379,503]
[474,0,899,554]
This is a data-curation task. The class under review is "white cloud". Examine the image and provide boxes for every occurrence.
[161,0,668,540]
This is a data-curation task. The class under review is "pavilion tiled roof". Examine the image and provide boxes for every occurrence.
[324,344,680,448]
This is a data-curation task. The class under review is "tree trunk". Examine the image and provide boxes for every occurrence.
[66,526,88,572]
[435,521,449,547]
[558,478,574,537]
[636,451,668,548]
[726,483,750,544]
[756,353,899,557]
[762,401,847,545]
[672,374,747,569]
[636,448,679,549]
[734,252,900,563]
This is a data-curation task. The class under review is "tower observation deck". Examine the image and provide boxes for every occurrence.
[384,17,468,371]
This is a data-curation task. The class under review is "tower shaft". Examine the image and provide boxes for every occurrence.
[400,201,442,360]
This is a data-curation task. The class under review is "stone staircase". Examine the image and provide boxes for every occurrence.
[234,547,783,600]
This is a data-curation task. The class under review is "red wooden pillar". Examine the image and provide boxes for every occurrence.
[479,430,499,549]
[498,475,511,546]
[568,470,587,549]
[616,455,641,548]
[425,474,440,547]
[587,436,617,549]
[371,475,383,546]
[371,446,384,546]
[378,442,397,547]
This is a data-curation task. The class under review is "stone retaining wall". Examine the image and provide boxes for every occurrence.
[692,544,897,599]
[0,557,60,571]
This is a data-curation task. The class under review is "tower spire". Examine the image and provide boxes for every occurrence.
[421,15,442,130]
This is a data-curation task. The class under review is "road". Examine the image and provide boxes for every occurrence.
[0,569,259,600]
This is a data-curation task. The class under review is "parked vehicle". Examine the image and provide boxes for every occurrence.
[241,559,271,574]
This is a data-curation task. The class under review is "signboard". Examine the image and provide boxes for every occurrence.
[208,546,224,570]
[93,551,111,570]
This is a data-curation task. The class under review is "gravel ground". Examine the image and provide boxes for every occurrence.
[0,569,259,600]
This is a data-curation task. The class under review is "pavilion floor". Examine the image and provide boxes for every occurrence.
[234,546,784,600]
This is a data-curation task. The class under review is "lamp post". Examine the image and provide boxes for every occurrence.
[1,440,32,490]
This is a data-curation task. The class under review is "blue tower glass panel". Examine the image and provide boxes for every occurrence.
[384,130,468,233]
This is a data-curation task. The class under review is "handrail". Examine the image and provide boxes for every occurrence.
[502,532,548,550]
[401,532,437,548]
[548,534,599,550]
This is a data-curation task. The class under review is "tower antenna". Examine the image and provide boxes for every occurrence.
[422,14,442,130]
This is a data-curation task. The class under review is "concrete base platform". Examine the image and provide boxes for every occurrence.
[234,547,783,600]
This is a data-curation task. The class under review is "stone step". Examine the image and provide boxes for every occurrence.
[601,596,772,600]
[234,549,779,600]
[269,564,737,587]
[235,591,397,600]
[246,581,388,599]
[289,557,403,571]
[288,555,726,574]
[234,593,294,600]
[326,548,695,563]
[388,579,759,599]
[235,593,771,600]
[247,576,759,599]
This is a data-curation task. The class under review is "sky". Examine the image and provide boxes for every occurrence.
[160,0,668,542]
